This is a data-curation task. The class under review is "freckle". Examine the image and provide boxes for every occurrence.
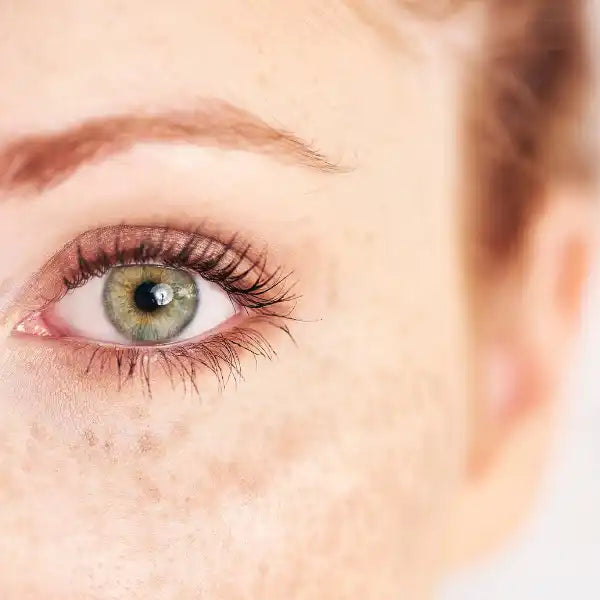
[83,429,98,447]
[149,574,167,591]
[135,472,162,503]
[273,425,306,463]
[206,458,266,498]
[30,422,47,442]
[146,485,161,503]
[257,70,269,88]
[0,466,17,501]
[170,420,190,442]
[129,404,149,420]
[325,259,340,308]
[138,431,163,457]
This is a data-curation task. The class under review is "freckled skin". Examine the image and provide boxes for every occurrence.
[0,1,470,599]
[137,431,164,457]
[84,429,98,447]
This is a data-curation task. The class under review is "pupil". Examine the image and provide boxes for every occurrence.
[134,281,164,313]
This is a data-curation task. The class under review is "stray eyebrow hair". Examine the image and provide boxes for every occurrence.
[0,98,342,196]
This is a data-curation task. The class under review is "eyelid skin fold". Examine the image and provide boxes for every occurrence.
[10,224,299,397]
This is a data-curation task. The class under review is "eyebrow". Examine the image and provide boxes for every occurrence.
[0,98,342,195]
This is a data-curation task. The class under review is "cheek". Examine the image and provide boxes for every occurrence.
[0,350,463,598]
[289,179,470,566]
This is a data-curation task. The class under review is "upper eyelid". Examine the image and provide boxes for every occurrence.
[68,227,271,288]
[56,225,261,277]
[15,224,298,317]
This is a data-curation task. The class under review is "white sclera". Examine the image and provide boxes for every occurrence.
[50,269,237,345]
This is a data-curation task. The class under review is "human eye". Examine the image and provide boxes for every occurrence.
[12,225,297,394]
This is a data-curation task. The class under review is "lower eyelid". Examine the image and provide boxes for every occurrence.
[10,313,293,403]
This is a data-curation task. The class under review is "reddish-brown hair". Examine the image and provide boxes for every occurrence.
[466,0,594,274]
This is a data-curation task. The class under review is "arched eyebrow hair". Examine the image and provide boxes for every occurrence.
[0,98,343,197]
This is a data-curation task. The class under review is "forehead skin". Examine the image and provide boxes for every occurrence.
[0,1,469,598]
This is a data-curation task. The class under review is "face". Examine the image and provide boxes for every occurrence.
[0,1,479,598]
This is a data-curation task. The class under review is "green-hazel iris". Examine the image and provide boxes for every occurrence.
[103,265,199,343]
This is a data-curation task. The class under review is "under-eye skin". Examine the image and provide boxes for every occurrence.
[13,225,298,394]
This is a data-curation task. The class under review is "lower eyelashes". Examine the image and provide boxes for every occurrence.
[12,224,298,396]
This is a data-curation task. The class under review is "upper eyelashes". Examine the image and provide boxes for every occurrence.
[59,225,298,314]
